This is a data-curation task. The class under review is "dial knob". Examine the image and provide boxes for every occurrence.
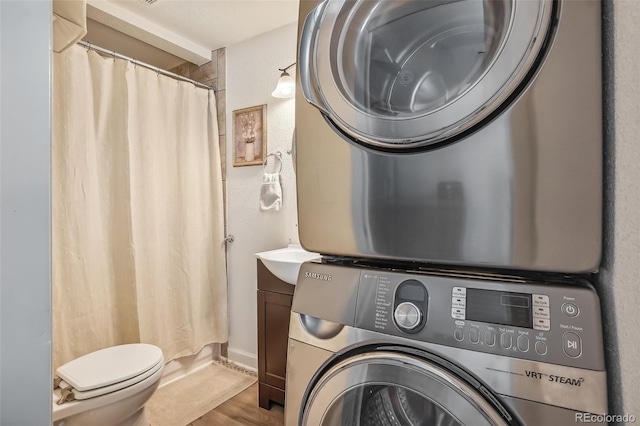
[394,302,422,330]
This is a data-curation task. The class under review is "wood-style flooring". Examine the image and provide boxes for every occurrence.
[190,383,284,426]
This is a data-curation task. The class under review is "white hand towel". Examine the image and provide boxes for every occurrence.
[260,172,282,212]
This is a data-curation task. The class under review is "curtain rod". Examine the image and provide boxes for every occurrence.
[76,41,217,92]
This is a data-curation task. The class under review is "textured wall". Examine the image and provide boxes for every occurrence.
[226,23,298,367]
[599,0,640,420]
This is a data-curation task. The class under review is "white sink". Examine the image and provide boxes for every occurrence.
[256,245,321,285]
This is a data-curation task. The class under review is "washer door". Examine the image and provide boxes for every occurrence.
[299,0,556,150]
[302,351,510,426]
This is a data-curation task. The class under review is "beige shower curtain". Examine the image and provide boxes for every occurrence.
[52,45,228,369]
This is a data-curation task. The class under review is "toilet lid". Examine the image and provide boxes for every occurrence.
[56,344,164,392]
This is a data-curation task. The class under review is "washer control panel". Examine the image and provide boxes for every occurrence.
[448,285,589,361]
[354,268,604,371]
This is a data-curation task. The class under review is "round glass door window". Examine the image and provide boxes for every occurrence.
[301,351,509,425]
[300,0,555,149]
[324,385,462,426]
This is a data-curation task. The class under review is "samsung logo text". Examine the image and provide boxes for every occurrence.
[304,272,333,282]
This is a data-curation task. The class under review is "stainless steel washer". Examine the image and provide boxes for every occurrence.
[295,0,602,273]
[285,262,607,425]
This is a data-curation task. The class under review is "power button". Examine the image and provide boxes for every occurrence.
[561,302,579,318]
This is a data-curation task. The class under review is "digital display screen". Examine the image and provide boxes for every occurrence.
[397,284,425,302]
[466,289,533,328]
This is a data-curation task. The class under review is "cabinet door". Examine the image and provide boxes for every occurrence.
[258,289,293,406]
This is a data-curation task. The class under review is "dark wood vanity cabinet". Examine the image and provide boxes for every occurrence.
[257,259,294,409]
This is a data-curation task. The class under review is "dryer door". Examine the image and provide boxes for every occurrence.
[300,0,555,150]
[302,351,511,426]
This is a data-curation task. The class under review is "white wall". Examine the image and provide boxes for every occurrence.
[226,23,298,367]
[0,1,52,424]
[600,0,640,419]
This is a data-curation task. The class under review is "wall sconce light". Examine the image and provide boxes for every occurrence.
[271,63,296,98]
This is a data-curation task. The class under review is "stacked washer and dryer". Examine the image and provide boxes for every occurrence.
[287,0,606,425]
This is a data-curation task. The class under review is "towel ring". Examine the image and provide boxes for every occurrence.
[263,151,283,174]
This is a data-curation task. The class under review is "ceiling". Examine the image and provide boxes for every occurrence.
[86,0,299,66]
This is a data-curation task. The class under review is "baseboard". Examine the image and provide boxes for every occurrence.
[159,343,220,387]
[227,347,258,370]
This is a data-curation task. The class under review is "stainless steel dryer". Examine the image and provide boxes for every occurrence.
[285,262,607,425]
[295,0,602,272]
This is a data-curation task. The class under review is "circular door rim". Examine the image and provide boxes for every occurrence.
[301,351,509,426]
[309,0,556,148]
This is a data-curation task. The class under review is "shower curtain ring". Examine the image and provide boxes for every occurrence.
[85,42,92,52]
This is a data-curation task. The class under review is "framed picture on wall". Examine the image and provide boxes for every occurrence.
[232,104,267,167]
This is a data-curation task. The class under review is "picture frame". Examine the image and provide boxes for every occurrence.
[232,104,267,167]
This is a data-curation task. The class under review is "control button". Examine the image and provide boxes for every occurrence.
[469,328,479,343]
[452,287,467,298]
[394,302,422,330]
[535,340,548,355]
[485,330,496,346]
[454,328,464,341]
[561,302,580,318]
[533,306,550,319]
[451,308,465,320]
[533,318,551,331]
[563,332,582,358]
[500,333,512,349]
[451,297,466,309]
[532,294,550,307]
[517,335,530,352]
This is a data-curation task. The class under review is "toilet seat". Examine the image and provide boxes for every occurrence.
[56,344,164,400]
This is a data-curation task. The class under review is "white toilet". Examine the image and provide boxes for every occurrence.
[52,343,165,426]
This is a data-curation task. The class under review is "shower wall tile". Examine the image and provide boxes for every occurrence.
[217,48,226,91]
[219,134,226,181]
[202,78,218,91]
[189,59,217,83]
[211,48,227,237]
[169,62,190,78]
[213,48,226,139]
[216,90,226,136]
